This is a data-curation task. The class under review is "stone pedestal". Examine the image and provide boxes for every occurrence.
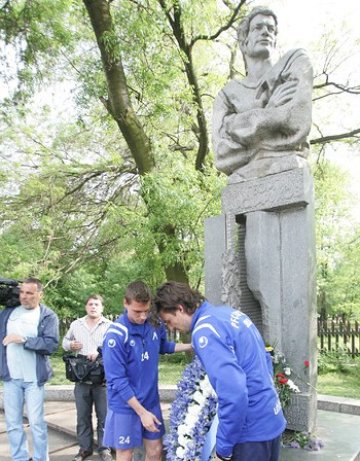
[205,166,317,432]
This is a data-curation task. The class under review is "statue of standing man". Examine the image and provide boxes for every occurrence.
[212,7,313,183]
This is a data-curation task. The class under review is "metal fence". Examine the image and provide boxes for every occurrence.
[318,317,360,358]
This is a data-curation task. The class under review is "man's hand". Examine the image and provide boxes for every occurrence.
[2,333,26,345]
[70,340,83,351]
[87,352,99,361]
[140,410,162,433]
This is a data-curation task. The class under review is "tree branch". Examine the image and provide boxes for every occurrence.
[314,80,360,95]
[157,0,209,171]
[311,128,360,145]
[190,0,247,47]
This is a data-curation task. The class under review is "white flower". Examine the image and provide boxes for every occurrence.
[176,446,186,458]
[187,404,201,417]
[287,379,300,393]
[201,376,215,395]
[184,412,199,426]
[192,390,205,404]
[177,424,188,436]
[177,434,187,446]
[284,367,291,376]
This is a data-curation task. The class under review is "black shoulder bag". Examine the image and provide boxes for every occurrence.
[63,353,105,385]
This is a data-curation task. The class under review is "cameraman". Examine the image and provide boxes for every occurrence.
[0,277,59,461]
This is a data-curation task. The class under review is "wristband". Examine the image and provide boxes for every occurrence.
[216,453,232,461]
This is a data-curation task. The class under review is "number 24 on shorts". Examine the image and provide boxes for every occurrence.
[118,436,130,445]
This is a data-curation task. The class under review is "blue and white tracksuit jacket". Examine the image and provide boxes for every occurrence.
[191,301,286,458]
[102,312,175,414]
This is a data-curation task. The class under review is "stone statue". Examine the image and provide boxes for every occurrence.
[212,7,313,182]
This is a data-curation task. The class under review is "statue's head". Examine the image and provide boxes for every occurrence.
[238,6,278,63]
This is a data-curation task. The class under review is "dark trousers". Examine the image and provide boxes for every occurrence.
[74,382,108,453]
[232,436,281,461]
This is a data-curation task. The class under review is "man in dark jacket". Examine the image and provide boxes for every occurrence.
[0,277,59,461]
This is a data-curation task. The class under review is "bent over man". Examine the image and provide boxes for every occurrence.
[102,281,191,461]
[155,281,286,461]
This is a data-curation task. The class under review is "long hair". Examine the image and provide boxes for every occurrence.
[154,281,204,315]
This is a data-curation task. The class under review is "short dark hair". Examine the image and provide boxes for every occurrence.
[238,6,278,48]
[22,277,43,292]
[125,281,151,304]
[154,281,205,315]
[86,294,104,304]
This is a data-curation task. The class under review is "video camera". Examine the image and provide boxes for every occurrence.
[0,277,21,308]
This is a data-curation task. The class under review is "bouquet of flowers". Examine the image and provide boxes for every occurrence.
[164,356,218,461]
[266,347,300,409]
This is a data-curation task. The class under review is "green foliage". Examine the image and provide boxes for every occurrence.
[318,350,360,374]
[0,0,360,323]
[317,352,360,399]
[313,158,360,318]
[0,0,81,98]
[282,430,324,451]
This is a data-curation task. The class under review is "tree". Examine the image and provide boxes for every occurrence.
[313,160,358,319]
[0,0,248,287]
[1,0,360,314]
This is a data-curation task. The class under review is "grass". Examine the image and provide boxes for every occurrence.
[316,352,360,399]
[50,352,360,401]
[49,352,191,386]
[317,372,360,399]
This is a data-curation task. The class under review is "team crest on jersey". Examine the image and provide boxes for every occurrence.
[108,338,116,348]
[152,332,158,340]
[130,339,135,347]
[198,336,208,348]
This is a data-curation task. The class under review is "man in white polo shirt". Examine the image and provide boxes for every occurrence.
[62,294,112,461]
[0,277,59,461]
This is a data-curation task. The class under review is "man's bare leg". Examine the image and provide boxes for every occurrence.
[116,448,133,461]
[144,438,163,461]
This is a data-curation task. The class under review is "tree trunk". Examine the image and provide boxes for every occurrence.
[83,0,189,283]
[83,0,154,175]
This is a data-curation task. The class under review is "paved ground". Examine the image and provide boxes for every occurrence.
[0,389,359,460]
[0,408,79,461]
[0,401,171,461]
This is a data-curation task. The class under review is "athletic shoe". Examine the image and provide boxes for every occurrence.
[99,449,113,461]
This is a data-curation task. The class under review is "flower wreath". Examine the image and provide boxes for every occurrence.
[164,356,218,461]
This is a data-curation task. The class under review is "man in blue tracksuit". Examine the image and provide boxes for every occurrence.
[102,281,191,461]
[154,281,286,461]
[0,277,59,461]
